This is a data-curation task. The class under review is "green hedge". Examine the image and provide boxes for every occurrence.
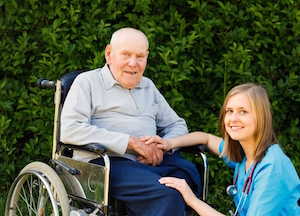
[1,0,300,213]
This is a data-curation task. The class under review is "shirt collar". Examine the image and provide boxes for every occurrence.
[102,63,149,90]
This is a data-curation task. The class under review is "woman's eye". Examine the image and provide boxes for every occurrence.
[226,110,233,114]
[240,110,247,114]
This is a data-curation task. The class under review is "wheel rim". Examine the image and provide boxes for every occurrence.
[6,170,64,216]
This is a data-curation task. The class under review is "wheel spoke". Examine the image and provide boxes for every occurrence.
[16,203,24,216]
[16,188,36,215]
[38,184,50,216]
[6,162,70,216]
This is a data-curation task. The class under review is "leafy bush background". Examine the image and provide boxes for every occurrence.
[1,0,300,213]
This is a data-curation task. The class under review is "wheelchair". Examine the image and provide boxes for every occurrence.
[5,69,209,216]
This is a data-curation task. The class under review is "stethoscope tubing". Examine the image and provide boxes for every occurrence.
[234,192,248,215]
[230,161,258,216]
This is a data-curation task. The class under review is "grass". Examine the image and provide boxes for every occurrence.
[0,190,8,213]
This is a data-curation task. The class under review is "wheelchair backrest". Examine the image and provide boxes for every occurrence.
[60,69,88,105]
[56,69,88,155]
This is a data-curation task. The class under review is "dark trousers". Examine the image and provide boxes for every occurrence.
[91,150,201,216]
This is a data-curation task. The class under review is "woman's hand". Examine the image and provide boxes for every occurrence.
[140,135,172,152]
[159,177,225,216]
[159,177,197,207]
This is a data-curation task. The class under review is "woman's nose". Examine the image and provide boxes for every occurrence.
[230,112,239,121]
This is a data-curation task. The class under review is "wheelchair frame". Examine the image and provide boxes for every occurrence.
[5,70,209,216]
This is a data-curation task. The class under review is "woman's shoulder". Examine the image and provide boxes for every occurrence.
[255,144,289,176]
[258,144,298,181]
[262,144,286,162]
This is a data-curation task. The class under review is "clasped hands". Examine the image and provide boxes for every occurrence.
[128,135,171,166]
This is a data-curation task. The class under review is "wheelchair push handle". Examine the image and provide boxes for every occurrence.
[37,78,56,89]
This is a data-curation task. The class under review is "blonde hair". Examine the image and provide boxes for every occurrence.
[219,83,278,162]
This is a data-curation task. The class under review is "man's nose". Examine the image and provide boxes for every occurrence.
[128,57,138,67]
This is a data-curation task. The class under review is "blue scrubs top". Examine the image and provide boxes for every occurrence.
[219,141,300,216]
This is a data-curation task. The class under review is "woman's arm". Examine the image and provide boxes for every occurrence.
[140,132,222,156]
[159,177,225,216]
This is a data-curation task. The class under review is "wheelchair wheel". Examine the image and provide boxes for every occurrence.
[5,162,70,216]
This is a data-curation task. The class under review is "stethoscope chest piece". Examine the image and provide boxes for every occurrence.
[226,185,237,197]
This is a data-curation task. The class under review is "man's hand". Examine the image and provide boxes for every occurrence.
[140,135,172,152]
[128,136,163,166]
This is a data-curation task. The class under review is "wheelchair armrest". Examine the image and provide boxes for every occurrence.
[180,144,209,154]
[62,143,106,155]
[180,144,209,201]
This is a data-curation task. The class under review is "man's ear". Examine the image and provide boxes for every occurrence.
[105,45,112,64]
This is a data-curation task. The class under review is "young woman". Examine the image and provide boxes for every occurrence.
[141,83,300,216]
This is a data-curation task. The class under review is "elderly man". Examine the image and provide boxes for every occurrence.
[60,27,201,216]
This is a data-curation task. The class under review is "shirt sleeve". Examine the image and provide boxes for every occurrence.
[219,140,236,169]
[246,164,289,215]
[155,90,188,139]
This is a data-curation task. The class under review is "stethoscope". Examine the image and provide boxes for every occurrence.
[227,161,258,216]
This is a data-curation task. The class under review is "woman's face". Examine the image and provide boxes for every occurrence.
[224,93,256,145]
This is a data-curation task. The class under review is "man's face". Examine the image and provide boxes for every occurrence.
[105,32,149,89]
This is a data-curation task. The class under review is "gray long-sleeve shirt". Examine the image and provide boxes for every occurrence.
[60,64,188,162]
